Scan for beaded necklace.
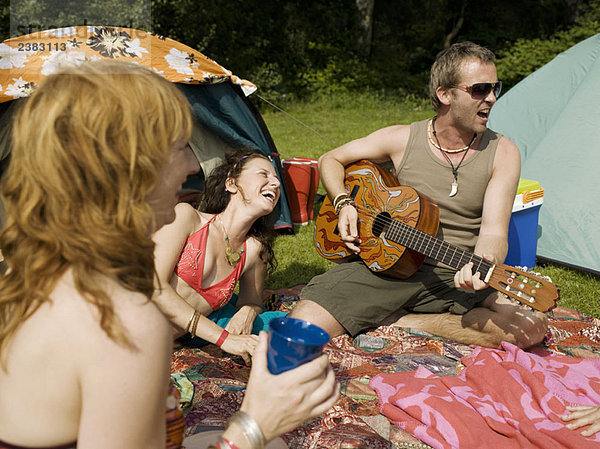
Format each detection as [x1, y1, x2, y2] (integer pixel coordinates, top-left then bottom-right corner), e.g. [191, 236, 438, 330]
[427, 117, 476, 153]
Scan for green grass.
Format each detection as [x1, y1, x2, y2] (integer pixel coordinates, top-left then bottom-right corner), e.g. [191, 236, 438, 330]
[534, 262, 600, 317]
[268, 223, 335, 288]
[261, 92, 600, 318]
[261, 92, 432, 161]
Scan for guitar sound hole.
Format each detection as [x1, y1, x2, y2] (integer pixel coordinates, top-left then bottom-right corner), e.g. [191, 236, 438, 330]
[372, 212, 391, 238]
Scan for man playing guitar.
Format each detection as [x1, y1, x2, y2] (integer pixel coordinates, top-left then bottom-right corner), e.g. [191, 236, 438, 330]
[290, 42, 548, 348]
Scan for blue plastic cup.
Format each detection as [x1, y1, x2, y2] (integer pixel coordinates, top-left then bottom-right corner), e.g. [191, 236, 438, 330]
[267, 317, 330, 374]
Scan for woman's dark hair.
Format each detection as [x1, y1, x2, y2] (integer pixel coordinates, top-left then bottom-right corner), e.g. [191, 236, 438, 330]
[199, 149, 278, 275]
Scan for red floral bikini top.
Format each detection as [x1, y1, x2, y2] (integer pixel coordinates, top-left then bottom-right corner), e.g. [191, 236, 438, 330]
[174, 215, 246, 311]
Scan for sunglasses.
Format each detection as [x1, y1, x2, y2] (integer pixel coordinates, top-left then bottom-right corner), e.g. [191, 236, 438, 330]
[453, 81, 502, 99]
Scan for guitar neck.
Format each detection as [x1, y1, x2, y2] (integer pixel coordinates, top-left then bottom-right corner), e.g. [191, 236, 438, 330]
[384, 218, 494, 279]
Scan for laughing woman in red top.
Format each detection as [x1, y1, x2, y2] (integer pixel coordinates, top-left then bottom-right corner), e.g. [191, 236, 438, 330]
[153, 150, 286, 363]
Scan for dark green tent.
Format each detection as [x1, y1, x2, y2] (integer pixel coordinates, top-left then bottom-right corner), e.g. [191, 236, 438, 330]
[180, 82, 292, 230]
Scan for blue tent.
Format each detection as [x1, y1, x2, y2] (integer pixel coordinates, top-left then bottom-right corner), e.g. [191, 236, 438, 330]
[489, 33, 600, 273]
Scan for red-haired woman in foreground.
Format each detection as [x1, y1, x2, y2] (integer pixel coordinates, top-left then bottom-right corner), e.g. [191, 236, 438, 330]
[0, 60, 338, 449]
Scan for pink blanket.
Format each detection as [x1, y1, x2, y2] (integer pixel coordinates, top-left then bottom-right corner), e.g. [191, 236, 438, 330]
[370, 342, 600, 448]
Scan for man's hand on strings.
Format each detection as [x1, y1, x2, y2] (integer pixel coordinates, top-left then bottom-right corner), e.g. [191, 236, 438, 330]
[454, 255, 493, 291]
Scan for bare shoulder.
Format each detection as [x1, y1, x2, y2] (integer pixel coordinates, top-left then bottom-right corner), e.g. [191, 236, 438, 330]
[367, 124, 412, 165]
[4, 273, 171, 398]
[0, 273, 171, 448]
[493, 135, 521, 170]
[154, 202, 204, 242]
[496, 135, 520, 154]
[323, 123, 413, 167]
[371, 123, 411, 139]
[244, 236, 266, 265]
[50, 275, 171, 351]
[484, 134, 521, 205]
[173, 202, 204, 227]
[367, 123, 411, 148]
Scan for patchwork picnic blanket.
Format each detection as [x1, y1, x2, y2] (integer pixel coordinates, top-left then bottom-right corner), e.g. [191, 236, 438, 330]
[170, 285, 600, 449]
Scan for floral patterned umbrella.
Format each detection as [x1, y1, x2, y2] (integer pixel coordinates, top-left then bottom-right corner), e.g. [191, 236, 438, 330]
[0, 26, 256, 104]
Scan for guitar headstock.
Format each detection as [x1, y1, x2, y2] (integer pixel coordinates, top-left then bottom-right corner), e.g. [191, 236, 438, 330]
[487, 264, 560, 312]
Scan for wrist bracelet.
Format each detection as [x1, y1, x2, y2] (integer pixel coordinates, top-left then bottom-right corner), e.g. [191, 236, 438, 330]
[216, 329, 229, 348]
[332, 192, 350, 209]
[334, 197, 354, 215]
[185, 310, 195, 334]
[189, 310, 201, 337]
[227, 411, 265, 449]
[332, 192, 349, 208]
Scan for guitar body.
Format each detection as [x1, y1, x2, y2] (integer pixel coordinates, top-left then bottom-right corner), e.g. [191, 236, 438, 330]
[314, 160, 440, 279]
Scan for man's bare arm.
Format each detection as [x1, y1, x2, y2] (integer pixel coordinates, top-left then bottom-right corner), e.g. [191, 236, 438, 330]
[455, 136, 521, 290]
[318, 125, 411, 252]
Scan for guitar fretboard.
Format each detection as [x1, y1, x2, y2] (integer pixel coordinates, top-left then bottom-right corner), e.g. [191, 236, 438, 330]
[377, 215, 494, 278]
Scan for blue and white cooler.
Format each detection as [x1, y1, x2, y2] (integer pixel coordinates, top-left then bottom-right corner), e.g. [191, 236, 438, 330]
[505, 179, 544, 269]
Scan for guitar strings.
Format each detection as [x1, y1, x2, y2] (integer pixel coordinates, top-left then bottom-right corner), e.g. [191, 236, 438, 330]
[349, 202, 412, 234]
[348, 202, 411, 235]
[344, 201, 493, 273]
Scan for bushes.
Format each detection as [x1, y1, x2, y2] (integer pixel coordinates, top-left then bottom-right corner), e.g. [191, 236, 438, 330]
[496, 0, 600, 90]
[297, 56, 378, 95]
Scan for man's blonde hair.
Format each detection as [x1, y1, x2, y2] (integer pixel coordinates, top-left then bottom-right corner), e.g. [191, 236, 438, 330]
[0, 60, 192, 358]
[429, 41, 496, 112]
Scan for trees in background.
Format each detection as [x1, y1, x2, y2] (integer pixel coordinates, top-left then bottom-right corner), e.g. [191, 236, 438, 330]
[355, 0, 375, 57]
[3, 0, 150, 36]
[151, 0, 598, 100]
[496, 0, 600, 89]
[0, 0, 598, 99]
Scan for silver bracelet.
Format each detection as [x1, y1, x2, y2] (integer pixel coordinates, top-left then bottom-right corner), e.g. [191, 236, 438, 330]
[227, 410, 265, 449]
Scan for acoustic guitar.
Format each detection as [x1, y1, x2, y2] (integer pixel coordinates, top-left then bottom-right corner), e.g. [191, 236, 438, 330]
[314, 160, 559, 312]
